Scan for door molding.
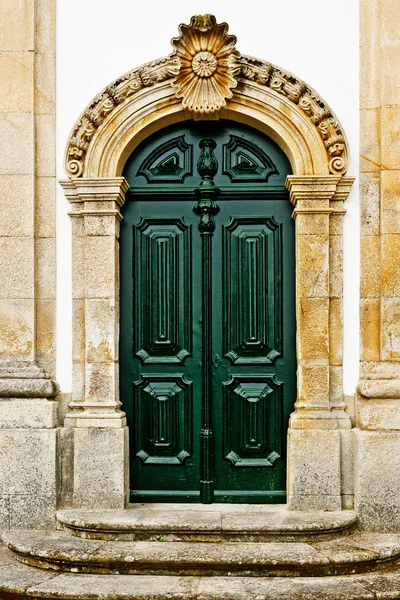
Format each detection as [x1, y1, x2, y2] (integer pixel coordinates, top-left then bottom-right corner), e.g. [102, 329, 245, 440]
[60, 15, 355, 511]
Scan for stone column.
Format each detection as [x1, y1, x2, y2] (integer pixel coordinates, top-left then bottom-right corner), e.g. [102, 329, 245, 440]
[0, 0, 57, 377]
[0, 0, 59, 530]
[328, 178, 353, 426]
[356, 0, 400, 530]
[330, 178, 355, 510]
[60, 178, 129, 509]
[286, 175, 342, 511]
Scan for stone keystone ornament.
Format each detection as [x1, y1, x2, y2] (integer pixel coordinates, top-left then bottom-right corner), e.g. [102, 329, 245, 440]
[171, 14, 240, 115]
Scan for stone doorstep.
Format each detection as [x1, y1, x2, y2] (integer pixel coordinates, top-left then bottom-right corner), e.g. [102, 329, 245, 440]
[4, 530, 400, 578]
[1, 562, 400, 600]
[1, 544, 400, 600]
[57, 505, 358, 542]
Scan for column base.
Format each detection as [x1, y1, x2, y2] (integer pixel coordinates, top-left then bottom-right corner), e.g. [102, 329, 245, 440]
[64, 402, 127, 428]
[64, 413, 127, 428]
[287, 427, 342, 511]
[0, 361, 60, 530]
[73, 426, 129, 509]
[0, 429, 59, 530]
[355, 429, 400, 531]
[0, 360, 59, 398]
[289, 408, 339, 430]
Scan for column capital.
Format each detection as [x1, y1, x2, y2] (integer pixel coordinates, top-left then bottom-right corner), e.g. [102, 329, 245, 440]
[286, 175, 342, 207]
[59, 177, 129, 208]
[332, 176, 356, 202]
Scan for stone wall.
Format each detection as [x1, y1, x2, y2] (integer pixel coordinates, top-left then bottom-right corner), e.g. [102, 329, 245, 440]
[356, 0, 400, 530]
[0, 0, 59, 530]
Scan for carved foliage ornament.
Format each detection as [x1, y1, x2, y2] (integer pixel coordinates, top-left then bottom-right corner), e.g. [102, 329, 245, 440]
[66, 56, 181, 177]
[65, 15, 349, 178]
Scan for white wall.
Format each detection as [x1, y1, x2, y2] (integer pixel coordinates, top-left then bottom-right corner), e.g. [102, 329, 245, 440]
[56, 0, 359, 393]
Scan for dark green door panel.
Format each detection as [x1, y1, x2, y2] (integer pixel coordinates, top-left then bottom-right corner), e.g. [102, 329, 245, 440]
[222, 215, 282, 365]
[120, 200, 202, 501]
[134, 217, 192, 364]
[211, 198, 295, 503]
[120, 121, 295, 503]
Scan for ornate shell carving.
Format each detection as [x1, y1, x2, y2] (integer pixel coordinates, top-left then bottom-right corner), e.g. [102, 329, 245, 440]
[170, 14, 240, 115]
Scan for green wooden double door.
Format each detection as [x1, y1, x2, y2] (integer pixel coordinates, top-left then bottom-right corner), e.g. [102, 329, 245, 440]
[120, 121, 296, 503]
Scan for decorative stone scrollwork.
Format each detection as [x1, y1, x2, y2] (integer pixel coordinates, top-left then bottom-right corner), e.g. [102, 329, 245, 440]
[299, 92, 329, 124]
[238, 56, 272, 85]
[318, 116, 347, 174]
[238, 56, 348, 175]
[269, 69, 306, 103]
[65, 56, 180, 177]
[64, 15, 350, 179]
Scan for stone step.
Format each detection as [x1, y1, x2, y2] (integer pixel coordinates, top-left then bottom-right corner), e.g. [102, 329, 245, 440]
[1, 551, 400, 600]
[57, 505, 358, 542]
[5, 530, 400, 577]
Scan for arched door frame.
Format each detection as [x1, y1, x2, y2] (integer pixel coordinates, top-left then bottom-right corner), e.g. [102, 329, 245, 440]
[60, 18, 354, 511]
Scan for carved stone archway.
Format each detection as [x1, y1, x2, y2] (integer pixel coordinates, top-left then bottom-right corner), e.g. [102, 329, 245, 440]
[60, 15, 354, 511]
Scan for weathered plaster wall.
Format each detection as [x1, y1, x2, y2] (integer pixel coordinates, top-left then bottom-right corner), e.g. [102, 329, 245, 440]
[56, 0, 360, 395]
[356, 0, 400, 531]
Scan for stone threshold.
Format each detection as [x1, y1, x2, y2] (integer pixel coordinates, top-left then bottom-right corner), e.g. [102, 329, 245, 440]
[4, 530, 400, 578]
[57, 504, 358, 542]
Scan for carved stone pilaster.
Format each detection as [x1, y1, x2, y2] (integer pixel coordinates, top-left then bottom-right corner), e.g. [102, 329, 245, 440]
[286, 175, 354, 512]
[60, 178, 129, 429]
[287, 175, 341, 428]
[329, 177, 355, 429]
[60, 177, 130, 509]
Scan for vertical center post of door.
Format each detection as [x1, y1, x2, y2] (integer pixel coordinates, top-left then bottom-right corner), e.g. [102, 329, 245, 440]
[193, 139, 220, 503]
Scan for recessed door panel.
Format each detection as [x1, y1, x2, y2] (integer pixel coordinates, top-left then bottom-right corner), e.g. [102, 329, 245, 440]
[134, 374, 193, 465]
[223, 375, 283, 468]
[134, 218, 192, 364]
[223, 217, 282, 365]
